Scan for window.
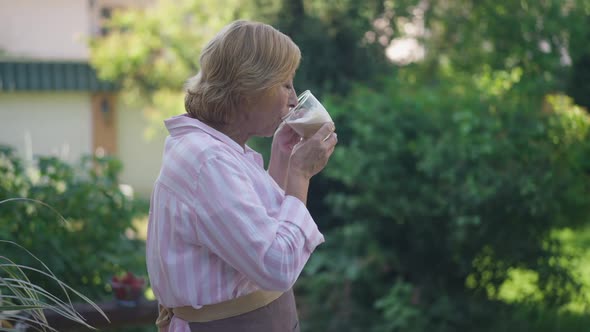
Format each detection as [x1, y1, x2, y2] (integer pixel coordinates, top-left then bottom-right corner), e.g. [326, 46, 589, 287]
[99, 7, 113, 36]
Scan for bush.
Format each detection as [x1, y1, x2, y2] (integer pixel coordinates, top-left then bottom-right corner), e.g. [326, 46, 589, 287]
[0, 147, 147, 301]
[297, 73, 590, 331]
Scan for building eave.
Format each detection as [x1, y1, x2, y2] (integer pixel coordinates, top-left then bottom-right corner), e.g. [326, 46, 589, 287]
[0, 60, 117, 92]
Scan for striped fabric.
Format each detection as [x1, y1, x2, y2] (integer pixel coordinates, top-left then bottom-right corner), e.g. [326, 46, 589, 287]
[146, 114, 325, 332]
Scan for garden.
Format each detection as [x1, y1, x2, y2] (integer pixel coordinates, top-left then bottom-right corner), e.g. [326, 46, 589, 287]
[2, 0, 590, 331]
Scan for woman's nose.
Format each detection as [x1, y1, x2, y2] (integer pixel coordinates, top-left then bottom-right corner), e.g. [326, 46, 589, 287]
[288, 89, 298, 108]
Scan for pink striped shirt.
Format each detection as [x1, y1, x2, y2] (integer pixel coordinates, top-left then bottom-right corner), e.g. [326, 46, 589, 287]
[146, 114, 325, 331]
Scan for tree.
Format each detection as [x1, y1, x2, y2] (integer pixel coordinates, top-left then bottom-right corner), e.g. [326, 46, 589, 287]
[388, 0, 590, 97]
[275, 0, 390, 97]
[90, 0, 259, 137]
[90, 0, 393, 136]
[90, 1, 590, 331]
[298, 72, 590, 332]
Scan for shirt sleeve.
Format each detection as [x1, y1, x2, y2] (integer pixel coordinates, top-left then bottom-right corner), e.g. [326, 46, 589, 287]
[191, 155, 324, 291]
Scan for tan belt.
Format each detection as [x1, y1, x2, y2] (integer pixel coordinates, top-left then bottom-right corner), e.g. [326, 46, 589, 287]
[156, 290, 283, 330]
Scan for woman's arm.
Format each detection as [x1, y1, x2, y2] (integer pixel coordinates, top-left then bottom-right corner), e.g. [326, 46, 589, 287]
[268, 148, 290, 190]
[194, 156, 324, 291]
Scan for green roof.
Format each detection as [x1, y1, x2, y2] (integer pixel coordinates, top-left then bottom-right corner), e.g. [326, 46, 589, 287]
[0, 61, 117, 92]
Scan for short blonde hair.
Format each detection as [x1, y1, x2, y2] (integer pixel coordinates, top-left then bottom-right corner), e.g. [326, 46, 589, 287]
[184, 20, 301, 125]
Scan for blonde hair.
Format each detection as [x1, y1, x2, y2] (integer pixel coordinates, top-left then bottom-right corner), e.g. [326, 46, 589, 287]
[184, 20, 301, 125]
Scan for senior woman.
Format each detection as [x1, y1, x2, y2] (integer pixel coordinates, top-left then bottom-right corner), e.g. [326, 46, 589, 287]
[146, 20, 337, 332]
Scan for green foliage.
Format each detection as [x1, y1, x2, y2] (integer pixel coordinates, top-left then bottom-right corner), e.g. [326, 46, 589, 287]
[480, 303, 590, 332]
[275, 0, 390, 97]
[374, 280, 422, 332]
[0, 146, 146, 301]
[90, 0, 258, 137]
[0, 240, 108, 331]
[297, 72, 590, 331]
[87, 1, 590, 330]
[394, 0, 590, 92]
[90, 0, 251, 93]
[90, 0, 393, 137]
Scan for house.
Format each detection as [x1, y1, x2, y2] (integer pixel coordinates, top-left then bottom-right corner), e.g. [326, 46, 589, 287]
[0, 0, 163, 197]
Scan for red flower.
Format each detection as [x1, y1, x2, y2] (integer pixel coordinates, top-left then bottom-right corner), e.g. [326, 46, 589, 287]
[111, 272, 145, 301]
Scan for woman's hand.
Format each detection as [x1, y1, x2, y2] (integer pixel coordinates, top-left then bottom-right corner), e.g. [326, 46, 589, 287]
[272, 122, 301, 155]
[268, 123, 302, 189]
[289, 122, 337, 179]
[283, 122, 337, 204]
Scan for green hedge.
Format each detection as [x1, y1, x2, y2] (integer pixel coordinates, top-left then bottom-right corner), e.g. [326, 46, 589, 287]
[296, 72, 590, 331]
[0, 148, 146, 301]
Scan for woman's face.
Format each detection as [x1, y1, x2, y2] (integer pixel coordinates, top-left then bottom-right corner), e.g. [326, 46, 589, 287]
[244, 78, 298, 137]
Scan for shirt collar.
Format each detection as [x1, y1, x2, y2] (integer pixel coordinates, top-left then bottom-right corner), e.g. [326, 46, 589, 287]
[164, 114, 256, 154]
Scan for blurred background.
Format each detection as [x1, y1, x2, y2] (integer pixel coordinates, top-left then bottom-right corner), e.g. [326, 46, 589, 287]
[1, 0, 590, 331]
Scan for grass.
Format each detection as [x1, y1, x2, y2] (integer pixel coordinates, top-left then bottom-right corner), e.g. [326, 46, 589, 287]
[0, 241, 108, 331]
[0, 198, 108, 331]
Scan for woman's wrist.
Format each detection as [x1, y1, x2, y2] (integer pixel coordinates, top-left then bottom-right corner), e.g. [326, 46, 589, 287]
[268, 148, 291, 189]
[285, 167, 310, 205]
[286, 164, 311, 181]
